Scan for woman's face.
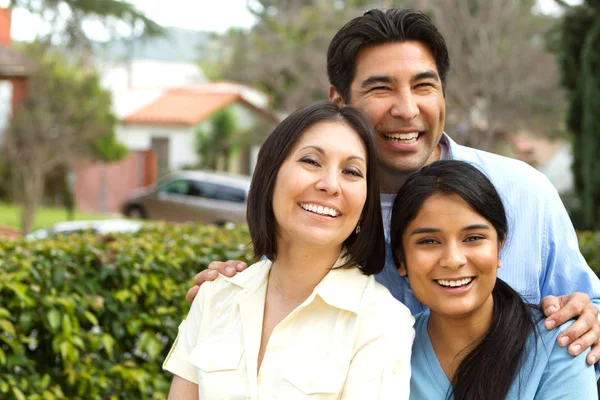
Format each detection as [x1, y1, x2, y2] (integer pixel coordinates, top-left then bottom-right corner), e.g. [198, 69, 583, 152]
[399, 194, 502, 319]
[272, 121, 368, 251]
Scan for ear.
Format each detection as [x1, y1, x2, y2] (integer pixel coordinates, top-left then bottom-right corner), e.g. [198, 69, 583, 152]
[398, 262, 408, 277]
[329, 85, 345, 107]
[497, 235, 506, 254]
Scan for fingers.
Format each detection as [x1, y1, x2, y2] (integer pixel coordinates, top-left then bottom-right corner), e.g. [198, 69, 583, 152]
[544, 293, 588, 330]
[186, 260, 248, 304]
[586, 338, 600, 365]
[207, 260, 248, 277]
[185, 285, 199, 304]
[541, 295, 561, 317]
[561, 313, 600, 356]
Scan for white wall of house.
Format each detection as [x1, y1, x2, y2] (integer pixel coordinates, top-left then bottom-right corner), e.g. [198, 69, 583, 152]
[116, 124, 198, 172]
[97, 59, 207, 119]
[0, 81, 11, 140]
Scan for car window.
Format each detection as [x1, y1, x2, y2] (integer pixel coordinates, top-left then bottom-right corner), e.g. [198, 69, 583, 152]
[215, 185, 246, 203]
[160, 179, 190, 195]
[188, 180, 246, 203]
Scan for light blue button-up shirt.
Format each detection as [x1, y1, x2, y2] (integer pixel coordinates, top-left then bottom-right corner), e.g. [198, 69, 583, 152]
[376, 133, 600, 315]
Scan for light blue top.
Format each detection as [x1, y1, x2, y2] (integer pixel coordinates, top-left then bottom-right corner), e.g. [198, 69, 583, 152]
[376, 133, 600, 315]
[409, 310, 598, 399]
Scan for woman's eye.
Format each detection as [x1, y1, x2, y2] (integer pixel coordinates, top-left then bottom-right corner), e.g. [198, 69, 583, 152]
[417, 238, 438, 245]
[300, 158, 320, 167]
[343, 169, 363, 178]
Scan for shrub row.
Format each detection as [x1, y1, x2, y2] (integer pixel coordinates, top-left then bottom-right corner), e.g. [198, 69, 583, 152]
[0, 223, 253, 399]
[0, 225, 598, 399]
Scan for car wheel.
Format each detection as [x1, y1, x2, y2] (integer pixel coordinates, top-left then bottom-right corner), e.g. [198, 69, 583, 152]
[125, 205, 147, 219]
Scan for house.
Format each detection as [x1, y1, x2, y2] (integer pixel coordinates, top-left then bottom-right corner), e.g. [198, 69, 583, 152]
[74, 59, 278, 214]
[0, 8, 35, 137]
[120, 82, 279, 177]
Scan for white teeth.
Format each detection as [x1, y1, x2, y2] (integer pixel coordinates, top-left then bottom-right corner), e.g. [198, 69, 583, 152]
[436, 277, 473, 287]
[384, 132, 419, 143]
[300, 203, 340, 217]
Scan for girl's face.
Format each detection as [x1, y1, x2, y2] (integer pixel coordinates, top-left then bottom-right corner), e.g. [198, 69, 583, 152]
[399, 194, 503, 319]
[271, 121, 368, 250]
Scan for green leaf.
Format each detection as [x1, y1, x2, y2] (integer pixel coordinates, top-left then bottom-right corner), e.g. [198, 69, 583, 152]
[83, 311, 98, 326]
[0, 319, 15, 336]
[12, 387, 26, 400]
[47, 309, 61, 330]
[102, 334, 115, 359]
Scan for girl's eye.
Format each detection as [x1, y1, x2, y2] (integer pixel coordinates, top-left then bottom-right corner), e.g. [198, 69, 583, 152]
[464, 235, 485, 242]
[417, 238, 438, 245]
[300, 157, 320, 167]
[343, 168, 363, 178]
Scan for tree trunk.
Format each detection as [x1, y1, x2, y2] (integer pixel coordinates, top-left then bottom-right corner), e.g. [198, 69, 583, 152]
[19, 170, 44, 235]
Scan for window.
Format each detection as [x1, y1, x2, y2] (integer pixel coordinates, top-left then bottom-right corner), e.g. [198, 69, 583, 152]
[160, 179, 190, 195]
[188, 180, 246, 203]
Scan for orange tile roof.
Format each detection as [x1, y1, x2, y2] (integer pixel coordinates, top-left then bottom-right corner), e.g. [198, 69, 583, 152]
[122, 91, 241, 126]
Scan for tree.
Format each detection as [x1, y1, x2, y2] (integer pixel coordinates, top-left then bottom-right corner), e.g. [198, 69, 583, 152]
[219, 0, 401, 111]
[217, 0, 564, 151]
[555, 0, 600, 228]
[8, 0, 163, 46]
[417, 0, 566, 150]
[2, 45, 127, 234]
[196, 108, 236, 171]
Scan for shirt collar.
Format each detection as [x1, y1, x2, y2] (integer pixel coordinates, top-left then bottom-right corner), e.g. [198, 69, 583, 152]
[220, 258, 272, 295]
[222, 253, 368, 314]
[311, 253, 368, 314]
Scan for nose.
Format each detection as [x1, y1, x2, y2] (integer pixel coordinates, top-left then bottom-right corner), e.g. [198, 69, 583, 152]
[315, 167, 340, 196]
[440, 242, 467, 270]
[390, 89, 419, 121]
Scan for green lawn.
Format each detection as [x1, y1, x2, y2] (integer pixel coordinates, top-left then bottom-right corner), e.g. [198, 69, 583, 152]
[0, 202, 112, 231]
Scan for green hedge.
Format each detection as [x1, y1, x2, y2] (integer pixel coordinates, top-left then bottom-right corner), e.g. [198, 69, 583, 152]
[0, 223, 253, 400]
[0, 226, 598, 399]
[579, 231, 600, 275]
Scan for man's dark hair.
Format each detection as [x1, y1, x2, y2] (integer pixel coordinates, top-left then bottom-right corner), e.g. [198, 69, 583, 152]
[327, 8, 450, 103]
[247, 101, 385, 275]
[390, 160, 539, 400]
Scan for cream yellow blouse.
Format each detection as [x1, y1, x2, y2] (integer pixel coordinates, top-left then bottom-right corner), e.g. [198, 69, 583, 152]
[163, 255, 414, 399]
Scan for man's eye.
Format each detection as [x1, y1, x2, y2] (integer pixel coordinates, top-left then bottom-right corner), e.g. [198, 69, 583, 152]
[370, 86, 391, 91]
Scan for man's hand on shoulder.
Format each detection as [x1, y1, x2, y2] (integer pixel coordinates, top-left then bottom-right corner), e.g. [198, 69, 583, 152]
[542, 292, 600, 365]
[185, 260, 248, 304]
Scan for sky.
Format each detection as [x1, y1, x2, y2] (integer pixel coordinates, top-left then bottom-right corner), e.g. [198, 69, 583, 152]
[2, 0, 582, 42]
[4, 0, 258, 41]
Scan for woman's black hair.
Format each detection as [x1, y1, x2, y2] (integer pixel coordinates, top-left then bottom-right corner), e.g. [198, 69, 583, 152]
[247, 101, 385, 275]
[389, 160, 538, 400]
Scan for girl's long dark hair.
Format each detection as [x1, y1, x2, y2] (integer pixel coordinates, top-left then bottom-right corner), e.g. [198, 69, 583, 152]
[390, 160, 538, 400]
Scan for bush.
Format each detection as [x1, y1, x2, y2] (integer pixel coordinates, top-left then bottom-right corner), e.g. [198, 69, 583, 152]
[0, 223, 253, 400]
[0, 226, 598, 399]
[579, 230, 600, 275]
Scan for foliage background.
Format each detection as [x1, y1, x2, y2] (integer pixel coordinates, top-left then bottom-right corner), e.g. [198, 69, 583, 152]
[0, 224, 253, 399]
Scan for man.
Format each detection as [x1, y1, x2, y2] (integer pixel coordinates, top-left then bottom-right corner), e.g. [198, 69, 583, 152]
[188, 8, 600, 365]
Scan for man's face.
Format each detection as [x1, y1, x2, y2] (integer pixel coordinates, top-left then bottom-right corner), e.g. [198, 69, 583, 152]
[330, 41, 446, 174]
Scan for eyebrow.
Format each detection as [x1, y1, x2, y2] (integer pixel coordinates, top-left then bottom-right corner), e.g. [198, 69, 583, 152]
[360, 75, 396, 89]
[411, 70, 440, 83]
[408, 224, 491, 236]
[298, 145, 366, 163]
[360, 70, 440, 89]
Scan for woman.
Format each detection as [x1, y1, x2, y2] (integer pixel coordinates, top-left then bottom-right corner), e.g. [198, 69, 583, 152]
[164, 102, 414, 399]
[390, 160, 597, 400]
